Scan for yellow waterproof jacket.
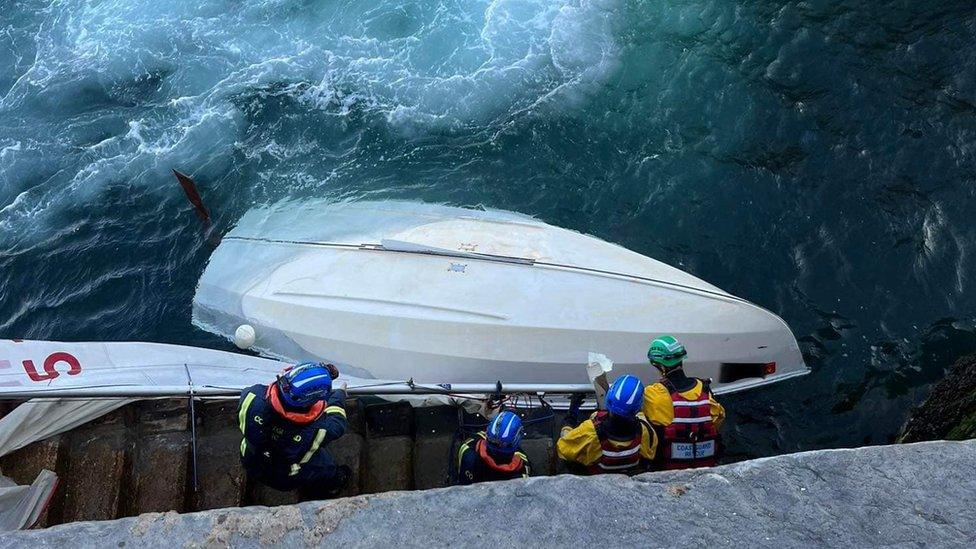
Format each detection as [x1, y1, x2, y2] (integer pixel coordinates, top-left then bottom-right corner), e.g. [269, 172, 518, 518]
[556, 412, 657, 468]
[642, 379, 725, 429]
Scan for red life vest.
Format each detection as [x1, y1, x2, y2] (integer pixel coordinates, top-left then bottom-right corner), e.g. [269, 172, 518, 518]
[587, 412, 646, 475]
[659, 379, 720, 470]
[475, 437, 525, 474]
[266, 383, 325, 425]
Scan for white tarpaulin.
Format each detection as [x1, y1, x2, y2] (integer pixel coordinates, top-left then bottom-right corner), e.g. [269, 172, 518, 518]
[0, 399, 132, 457]
[0, 339, 506, 399]
[0, 339, 562, 401]
[0, 339, 233, 457]
[0, 339, 295, 398]
[0, 471, 57, 530]
[0, 340, 486, 457]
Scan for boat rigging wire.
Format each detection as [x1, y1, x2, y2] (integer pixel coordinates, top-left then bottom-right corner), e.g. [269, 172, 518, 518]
[219, 234, 764, 307]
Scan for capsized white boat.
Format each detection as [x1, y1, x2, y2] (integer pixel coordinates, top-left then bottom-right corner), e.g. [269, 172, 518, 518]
[193, 200, 809, 394]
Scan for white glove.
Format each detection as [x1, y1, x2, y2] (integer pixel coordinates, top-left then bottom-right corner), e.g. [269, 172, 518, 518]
[334, 379, 348, 391]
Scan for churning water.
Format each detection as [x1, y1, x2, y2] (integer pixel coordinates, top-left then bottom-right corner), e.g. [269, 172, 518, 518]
[1, 0, 975, 457]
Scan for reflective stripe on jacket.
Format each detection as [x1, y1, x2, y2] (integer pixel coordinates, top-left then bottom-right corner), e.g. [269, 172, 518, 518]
[456, 432, 530, 485]
[556, 412, 656, 474]
[642, 379, 725, 429]
[237, 384, 348, 478]
[643, 379, 722, 470]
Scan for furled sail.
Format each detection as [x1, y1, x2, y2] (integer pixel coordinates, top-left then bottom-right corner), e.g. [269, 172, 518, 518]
[0, 340, 290, 398]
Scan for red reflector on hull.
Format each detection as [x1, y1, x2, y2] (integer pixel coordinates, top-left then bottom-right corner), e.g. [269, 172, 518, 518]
[763, 362, 777, 376]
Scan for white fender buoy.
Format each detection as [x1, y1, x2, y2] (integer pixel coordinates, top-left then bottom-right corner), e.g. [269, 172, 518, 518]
[234, 324, 256, 349]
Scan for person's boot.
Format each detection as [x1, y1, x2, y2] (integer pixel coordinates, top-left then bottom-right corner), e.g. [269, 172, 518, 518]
[322, 465, 351, 498]
[298, 466, 352, 501]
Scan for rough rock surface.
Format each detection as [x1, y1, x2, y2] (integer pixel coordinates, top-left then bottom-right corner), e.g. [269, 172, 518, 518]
[901, 354, 976, 442]
[6, 440, 975, 547]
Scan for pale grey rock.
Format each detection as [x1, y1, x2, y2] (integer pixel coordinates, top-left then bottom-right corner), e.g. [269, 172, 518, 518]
[6, 440, 975, 548]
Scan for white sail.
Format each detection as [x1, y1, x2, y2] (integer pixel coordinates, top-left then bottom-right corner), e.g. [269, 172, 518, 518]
[0, 339, 593, 399]
[0, 339, 291, 397]
[0, 339, 509, 459]
[0, 340, 291, 455]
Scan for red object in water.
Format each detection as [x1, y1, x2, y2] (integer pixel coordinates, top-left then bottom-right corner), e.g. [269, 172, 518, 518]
[173, 169, 211, 225]
[763, 362, 777, 376]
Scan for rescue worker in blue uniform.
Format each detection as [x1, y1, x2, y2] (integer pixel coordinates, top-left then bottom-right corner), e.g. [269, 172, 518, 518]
[238, 361, 350, 498]
[455, 411, 531, 485]
[557, 375, 657, 474]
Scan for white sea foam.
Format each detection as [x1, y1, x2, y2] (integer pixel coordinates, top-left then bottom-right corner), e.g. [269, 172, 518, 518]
[0, 0, 623, 237]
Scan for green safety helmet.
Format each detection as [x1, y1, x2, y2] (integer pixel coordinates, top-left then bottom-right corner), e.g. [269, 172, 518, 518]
[647, 335, 687, 369]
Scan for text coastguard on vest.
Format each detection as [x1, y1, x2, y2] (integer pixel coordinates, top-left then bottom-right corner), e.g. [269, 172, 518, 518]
[556, 375, 657, 475]
[644, 335, 724, 470]
[658, 377, 720, 469]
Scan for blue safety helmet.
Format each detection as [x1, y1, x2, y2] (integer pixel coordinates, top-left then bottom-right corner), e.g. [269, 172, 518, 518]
[278, 362, 333, 408]
[605, 375, 644, 418]
[485, 411, 524, 454]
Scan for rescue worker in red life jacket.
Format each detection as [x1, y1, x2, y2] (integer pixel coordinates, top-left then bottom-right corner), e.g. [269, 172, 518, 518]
[556, 375, 657, 475]
[238, 361, 350, 499]
[455, 411, 531, 485]
[643, 335, 725, 470]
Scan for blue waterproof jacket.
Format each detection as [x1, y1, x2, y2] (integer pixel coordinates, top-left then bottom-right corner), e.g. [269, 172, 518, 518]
[238, 383, 347, 489]
[455, 432, 530, 485]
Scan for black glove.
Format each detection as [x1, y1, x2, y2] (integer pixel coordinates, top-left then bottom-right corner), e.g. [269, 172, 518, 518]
[563, 394, 585, 428]
[594, 419, 609, 441]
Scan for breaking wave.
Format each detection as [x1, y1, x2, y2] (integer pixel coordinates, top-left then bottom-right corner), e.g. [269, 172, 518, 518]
[0, 0, 622, 236]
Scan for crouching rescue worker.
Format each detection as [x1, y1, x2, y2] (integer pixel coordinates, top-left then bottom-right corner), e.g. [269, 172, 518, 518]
[455, 411, 530, 485]
[238, 361, 350, 498]
[644, 335, 725, 469]
[556, 375, 657, 474]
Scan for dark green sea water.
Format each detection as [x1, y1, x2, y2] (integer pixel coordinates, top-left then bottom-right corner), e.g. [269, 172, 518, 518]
[1, 0, 975, 458]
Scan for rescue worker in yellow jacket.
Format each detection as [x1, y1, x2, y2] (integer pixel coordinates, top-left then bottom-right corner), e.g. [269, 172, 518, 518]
[557, 375, 657, 474]
[643, 335, 725, 469]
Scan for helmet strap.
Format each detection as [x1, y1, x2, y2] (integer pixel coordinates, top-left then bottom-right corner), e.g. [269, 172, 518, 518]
[664, 364, 685, 377]
[276, 374, 291, 394]
[652, 362, 684, 377]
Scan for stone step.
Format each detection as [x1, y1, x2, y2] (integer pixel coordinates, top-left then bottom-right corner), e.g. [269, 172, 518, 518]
[190, 400, 245, 511]
[125, 401, 190, 516]
[61, 425, 131, 523]
[328, 432, 365, 499]
[364, 435, 414, 493]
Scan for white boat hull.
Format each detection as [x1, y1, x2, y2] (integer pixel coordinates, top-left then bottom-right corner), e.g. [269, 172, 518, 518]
[193, 201, 808, 393]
